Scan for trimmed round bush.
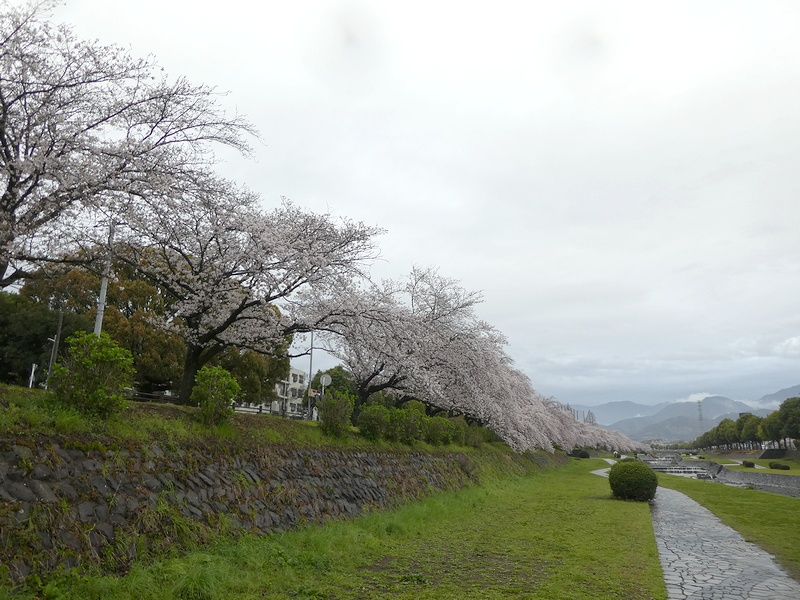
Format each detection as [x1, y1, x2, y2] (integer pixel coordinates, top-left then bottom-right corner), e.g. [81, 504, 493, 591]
[769, 462, 791, 470]
[578, 449, 591, 459]
[608, 461, 658, 502]
[742, 460, 755, 468]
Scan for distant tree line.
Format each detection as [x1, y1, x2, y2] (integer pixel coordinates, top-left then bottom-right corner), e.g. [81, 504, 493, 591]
[691, 398, 800, 450]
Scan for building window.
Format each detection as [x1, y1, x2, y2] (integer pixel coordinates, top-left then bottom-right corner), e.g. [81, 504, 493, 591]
[292, 374, 298, 383]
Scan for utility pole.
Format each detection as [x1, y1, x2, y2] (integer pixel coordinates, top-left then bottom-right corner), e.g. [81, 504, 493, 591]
[45, 310, 64, 390]
[697, 398, 704, 437]
[94, 222, 115, 336]
[306, 331, 314, 419]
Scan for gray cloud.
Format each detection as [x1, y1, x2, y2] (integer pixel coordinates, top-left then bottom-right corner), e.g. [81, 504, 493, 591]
[56, 0, 800, 405]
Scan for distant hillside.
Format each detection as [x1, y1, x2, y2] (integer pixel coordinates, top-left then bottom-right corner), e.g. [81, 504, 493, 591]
[570, 401, 667, 426]
[754, 384, 800, 408]
[572, 385, 799, 442]
[606, 396, 771, 442]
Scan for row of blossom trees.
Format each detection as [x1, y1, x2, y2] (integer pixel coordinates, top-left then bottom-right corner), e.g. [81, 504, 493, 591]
[0, 2, 638, 453]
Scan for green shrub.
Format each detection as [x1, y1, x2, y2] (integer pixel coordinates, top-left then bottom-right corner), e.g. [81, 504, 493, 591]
[389, 408, 427, 444]
[357, 404, 391, 440]
[769, 462, 791, 470]
[608, 461, 658, 502]
[742, 460, 755, 468]
[464, 425, 485, 448]
[424, 416, 452, 445]
[318, 390, 354, 437]
[578, 449, 591, 459]
[51, 331, 134, 419]
[619, 457, 638, 462]
[191, 365, 239, 427]
[446, 419, 466, 446]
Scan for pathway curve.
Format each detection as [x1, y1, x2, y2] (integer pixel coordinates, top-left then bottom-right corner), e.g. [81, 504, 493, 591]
[593, 464, 800, 598]
[651, 486, 800, 599]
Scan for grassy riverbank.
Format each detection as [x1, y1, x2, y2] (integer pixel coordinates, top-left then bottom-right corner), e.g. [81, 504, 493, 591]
[4, 458, 666, 600]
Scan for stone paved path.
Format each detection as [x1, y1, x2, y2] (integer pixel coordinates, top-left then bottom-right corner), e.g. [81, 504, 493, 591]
[652, 486, 800, 599]
[593, 466, 800, 599]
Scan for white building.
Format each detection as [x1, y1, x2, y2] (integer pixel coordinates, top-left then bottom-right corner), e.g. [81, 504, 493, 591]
[272, 367, 307, 418]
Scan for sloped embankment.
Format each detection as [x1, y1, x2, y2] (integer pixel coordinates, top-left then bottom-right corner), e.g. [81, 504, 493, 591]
[0, 433, 562, 585]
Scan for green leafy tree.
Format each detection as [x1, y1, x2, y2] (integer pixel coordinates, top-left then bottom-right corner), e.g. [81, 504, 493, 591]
[310, 366, 357, 398]
[717, 418, 739, 449]
[191, 365, 239, 427]
[738, 414, 763, 448]
[20, 263, 185, 392]
[0, 291, 91, 385]
[51, 331, 135, 418]
[777, 397, 800, 442]
[759, 410, 784, 448]
[216, 348, 289, 405]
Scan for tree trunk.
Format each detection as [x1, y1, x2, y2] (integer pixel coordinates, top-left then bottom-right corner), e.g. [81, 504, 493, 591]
[179, 345, 204, 405]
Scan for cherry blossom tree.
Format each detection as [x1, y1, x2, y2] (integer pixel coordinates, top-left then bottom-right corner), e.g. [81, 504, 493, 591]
[107, 175, 381, 403]
[316, 267, 639, 452]
[0, 0, 255, 287]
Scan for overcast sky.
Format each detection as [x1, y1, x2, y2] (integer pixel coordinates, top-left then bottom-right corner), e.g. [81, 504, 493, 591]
[53, 0, 800, 407]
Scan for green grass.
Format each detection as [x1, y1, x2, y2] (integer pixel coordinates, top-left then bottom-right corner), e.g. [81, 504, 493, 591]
[659, 474, 800, 580]
[0, 384, 502, 456]
[724, 458, 800, 475]
[10, 458, 665, 600]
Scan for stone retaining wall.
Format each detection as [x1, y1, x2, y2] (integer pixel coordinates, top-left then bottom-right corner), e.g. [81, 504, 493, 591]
[0, 439, 546, 585]
[677, 459, 800, 498]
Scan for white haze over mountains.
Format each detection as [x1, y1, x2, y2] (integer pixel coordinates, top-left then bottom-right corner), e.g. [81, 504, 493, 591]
[52, 0, 800, 407]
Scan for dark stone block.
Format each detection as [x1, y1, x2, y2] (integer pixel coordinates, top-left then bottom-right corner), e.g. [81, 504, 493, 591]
[56, 482, 79, 501]
[89, 476, 112, 496]
[7, 482, 36, 502]
[12, 502, 31, 524]
[6, 467, 26, 482]
[53, 464, 70, 481]
[96, 521, 115, 541]
[59, 530, 81, 550]
[78, 501, 96, 522]
[109, 514, 128, 527]
[29, 480, 58, 502]
[0, 482, 16, 502]
[95, 502, 109, 521]
[186, 490, 200, 507]
[38, 530, 54, 550]
[31, 464, 52, 479]
[82, 459, 102, 472]
[142, 473, 163, 492]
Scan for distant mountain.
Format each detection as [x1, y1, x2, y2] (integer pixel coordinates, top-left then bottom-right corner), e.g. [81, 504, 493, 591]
[570, 401, 668, 426]
[570, 384, 799, 442]
[754, 385, 800, 408]
[606, 396, 771, 442]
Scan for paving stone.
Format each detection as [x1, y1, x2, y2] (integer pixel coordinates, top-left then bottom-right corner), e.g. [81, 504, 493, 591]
[651, 487, 800, 599]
